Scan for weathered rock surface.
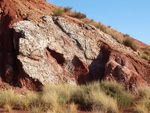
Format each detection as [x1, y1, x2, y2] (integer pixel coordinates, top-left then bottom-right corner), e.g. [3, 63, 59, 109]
[0, 0, 150, 90]
[12, 16, 150, 90]
[12, 16, 99, 84]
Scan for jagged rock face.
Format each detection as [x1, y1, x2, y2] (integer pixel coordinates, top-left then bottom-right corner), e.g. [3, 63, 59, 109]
[0, 0, 150, 89]
[12, 16, 101, 84]
[12, 16, 150, 90]
[0, 0, 57, 88]
[105, 52, 148, 90]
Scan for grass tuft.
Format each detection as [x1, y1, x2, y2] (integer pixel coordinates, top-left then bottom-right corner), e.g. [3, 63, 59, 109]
[90, 88, 118, 113]
[0, 89, 18, 111]
[0, 81, 136, 113]
[67, 103, 78, 113]
[133, 86, 150, 113]
[134, 104, 148, 113]
[141, 53, 149, 60]
[64, 6, 72, 12]
[53, 8, 64, 16]
[71, 11, 86, 19]
[123, 36, 138, 51]
[101, 81, 133, 109]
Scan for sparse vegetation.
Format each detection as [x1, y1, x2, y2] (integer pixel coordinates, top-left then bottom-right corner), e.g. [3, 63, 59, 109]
[144, 46, 150, 56]
[101, 81, 133, 109]
[141, 53, 149, 60]
[83, 19, 140, 51]
[84, 18, 94, 24]
[142, 46, 150, 61]
[0, 81, 119, 112]
[123, 35, 138, 51]
[133, 86, 150, 113]
[2, 81, 150, 113]
[0, 89, 18, 112]
[64, 6, 72, 12]
[52, 8, 64, 16]
[90, 87, 118, 113]
[83, 19, 125, 44]
[71, 11, 86, 19]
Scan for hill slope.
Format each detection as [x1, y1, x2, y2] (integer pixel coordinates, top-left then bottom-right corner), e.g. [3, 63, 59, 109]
[0, 0, 150, 90]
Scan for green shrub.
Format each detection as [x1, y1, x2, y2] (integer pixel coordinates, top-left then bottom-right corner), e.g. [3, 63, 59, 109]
[112, 32, 124, 44]
[70, 82, 119, 112]
[90, 88, 118, 113]
[123, 36, 138, 51]
[100, 81, 133, 109]
[70, 86, 89, 107]
[71, 11, 86, 19]
[144, 46, 150, 56]
[0, 82, 135, 112]
[64, 6, 72, 12]
[53, 8, 64, 16]
[141, 53, 149, 60]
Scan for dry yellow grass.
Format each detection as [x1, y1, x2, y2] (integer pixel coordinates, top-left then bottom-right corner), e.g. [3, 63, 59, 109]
[52, 8, 64, 16]
[134, 104, 148, 113]
[0, 81, 135, 113]
[0, 89, 18, 112]
[90, 88, 118, 113]
[133, 86, 150, 113]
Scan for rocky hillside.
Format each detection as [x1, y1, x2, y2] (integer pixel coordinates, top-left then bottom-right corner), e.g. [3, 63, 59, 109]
[0, 0, 150, 90]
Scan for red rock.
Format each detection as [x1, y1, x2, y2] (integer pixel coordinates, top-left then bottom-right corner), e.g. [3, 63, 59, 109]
[0, 0, 150, 91]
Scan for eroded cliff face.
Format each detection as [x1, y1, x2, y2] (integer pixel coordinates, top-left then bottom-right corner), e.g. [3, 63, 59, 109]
[0, 0, 55, 88]
[0, 0, 150, 90]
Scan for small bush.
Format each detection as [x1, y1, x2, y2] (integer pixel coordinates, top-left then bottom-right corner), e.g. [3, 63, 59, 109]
[90, 89, 118, 113]
[138, 86, 150, 99]
[84, 18, 94, 24]
[111, 32, 124, 44]
[26, 91, 40, 108]
[141, 53, 149, 60]
[41, 90, 58, 111]
[92, 22, 101, 29]
[133, 86, 150, 113]
[53, 8, 64, 16]
[71, 11, 86, 19]
[101, 81, 133, 109]
[144, 46, 150, 56]
[70, 86, 89, 107]
[0, 89, 18, 112]
[64, 6, 72, 12]
[123, 36, 138, 51]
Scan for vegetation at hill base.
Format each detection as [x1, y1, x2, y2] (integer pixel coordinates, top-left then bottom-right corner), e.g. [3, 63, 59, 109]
[1, 80, 149, 113]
